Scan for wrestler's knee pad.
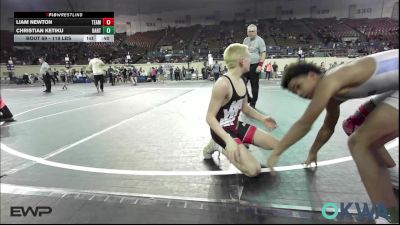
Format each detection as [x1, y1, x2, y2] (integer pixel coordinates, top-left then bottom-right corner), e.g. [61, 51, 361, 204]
[342, 99, 375, 136]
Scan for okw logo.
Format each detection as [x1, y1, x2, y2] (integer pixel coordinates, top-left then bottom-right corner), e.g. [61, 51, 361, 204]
[321, 202, 388, 221]
[10, 206, 52, 217]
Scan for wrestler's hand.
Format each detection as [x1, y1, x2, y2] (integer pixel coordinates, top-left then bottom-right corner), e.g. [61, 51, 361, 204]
[225, 138, 240, 163]
[302, 151, 318, 168]
[267, 151, 280, 176]
[264, 116, 277, 130]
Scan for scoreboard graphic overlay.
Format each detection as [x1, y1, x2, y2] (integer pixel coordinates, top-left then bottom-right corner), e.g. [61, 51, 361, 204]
[14, 12, 114, 42]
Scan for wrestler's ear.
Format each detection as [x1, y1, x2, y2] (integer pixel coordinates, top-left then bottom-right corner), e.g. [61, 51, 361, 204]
[307, 71, 318, 80]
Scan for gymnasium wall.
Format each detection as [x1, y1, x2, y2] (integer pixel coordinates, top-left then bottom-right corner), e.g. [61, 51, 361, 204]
[1, 57, 355, 78]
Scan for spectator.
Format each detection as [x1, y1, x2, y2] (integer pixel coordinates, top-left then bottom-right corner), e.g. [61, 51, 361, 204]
[320, 62, 326, 74]
[265, 62, 272, 80]
[272, 62, 278, 79]
[151, 67, 157, 82]
[212, 60, 221, 81]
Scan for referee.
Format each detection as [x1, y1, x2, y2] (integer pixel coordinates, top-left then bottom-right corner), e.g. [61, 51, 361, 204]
[39, 57, 51, 93]
[243, 24, 266, 108]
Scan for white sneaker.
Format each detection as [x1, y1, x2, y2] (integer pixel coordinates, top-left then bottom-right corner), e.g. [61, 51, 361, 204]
[203, 139, 220, 159]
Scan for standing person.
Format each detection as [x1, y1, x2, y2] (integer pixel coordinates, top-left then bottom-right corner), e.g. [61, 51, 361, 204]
[195, 68, 199, 80]
[201, 64, 207, 80]
[204, 43, 278, 177]
[169, 66, 174, 81]
[49, 68, 56, 85]
[108, 66, 115, 86]
[272, 61, 278, 79]
[122, 67, 128, 83]
[151, 67, 157, 82]
[243, 24, 266, 108]
[61, 70, 68, 90]
[206, 66, 212, 80]
[174, 67, 180, 81]
[223, 65, 228, 74]
[39, 57, 51, 93]
[53, 70, 59, 84]
[158, 65, 165, 84]
[298, 47, 303, 61]
[264, 62, 272, 80]
[267, 49, 399, 223]
[88, 54, 106, 93]
[284, 64, 288, 71]
[182, 66, 187, 80]
[212, 60, 221, 81]
[130, 66, 138, 86]
[320, 62, 327, 74]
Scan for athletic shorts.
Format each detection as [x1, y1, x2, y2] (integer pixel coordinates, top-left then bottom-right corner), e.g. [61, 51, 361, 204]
[210, 121, 257, 149]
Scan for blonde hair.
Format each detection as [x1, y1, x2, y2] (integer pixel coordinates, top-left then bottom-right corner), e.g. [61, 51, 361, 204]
[223, 43, 249, 69]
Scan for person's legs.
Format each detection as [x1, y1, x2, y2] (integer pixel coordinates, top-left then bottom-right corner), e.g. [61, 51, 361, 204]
[236, 122, 279, 152]
[94, 75, 100, 93]
[347, 103, 398, 222]
[215, 72, 220, 81]
[0, 105, 15, 122]
[43, 75, 47, 91]
[48, 75, 52, 92]
[45, 74, 51, 92]
[234, 123, 279, 174]
[371, 144, 396, 168]
[100, 75, 104, 91]
[249, 71, 259, 107]
[343, 98, 396, 168]
[244, 64, 259, 107]
[130, 76, 134, 85]
[222, 143, 261, 177]
[208, 127, 262, 177]
[252, 128, 279, 150]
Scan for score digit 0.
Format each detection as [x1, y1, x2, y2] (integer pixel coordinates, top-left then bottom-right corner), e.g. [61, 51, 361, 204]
[103, 26, 114, 34]
[102, 18, 114, 26]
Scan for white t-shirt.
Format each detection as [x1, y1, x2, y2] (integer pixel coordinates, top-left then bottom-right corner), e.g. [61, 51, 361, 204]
[88, 58, 105, 75]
